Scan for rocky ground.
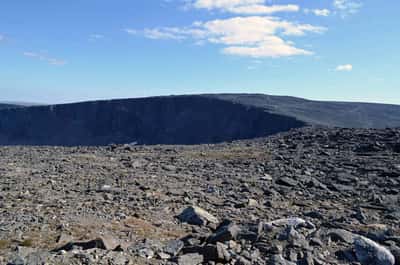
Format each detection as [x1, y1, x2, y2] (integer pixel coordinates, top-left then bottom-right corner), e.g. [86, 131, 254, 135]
[0, 127, 399, 265]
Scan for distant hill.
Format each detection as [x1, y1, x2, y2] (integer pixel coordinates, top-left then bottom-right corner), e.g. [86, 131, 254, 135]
[0, 103, 23, 110]
[205, 94, 400, 128]
[0, 101, 41, 107]
[0, 94, 398, 146]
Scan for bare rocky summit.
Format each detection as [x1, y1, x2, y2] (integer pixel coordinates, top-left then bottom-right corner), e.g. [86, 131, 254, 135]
[0, 127, 399, 264]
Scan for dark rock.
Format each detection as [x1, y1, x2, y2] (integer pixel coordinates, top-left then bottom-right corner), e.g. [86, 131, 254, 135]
[276, 177, 298, 187]
[208, 221, 241, 243]
[163, 240, 184, 257]
[279, 226, 309, 249]
[304, 211, 324, 220]
[235, 256, 252, 265]
[387, 245, 400, 265]
[269, 254, 297, 265]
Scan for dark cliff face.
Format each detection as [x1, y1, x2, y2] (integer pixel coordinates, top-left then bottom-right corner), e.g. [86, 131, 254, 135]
[0, 96, 306, 146]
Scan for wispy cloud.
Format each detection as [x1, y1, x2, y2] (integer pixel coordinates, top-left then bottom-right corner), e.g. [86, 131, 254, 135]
[0, 34, 4, 41]
[124, 29, 137, 35]
[336, 64, 353, 71]
[144, 28, 187, 40]
[304, 8, 331, 17]
[190, 0, 299, 14]
[23, 51, 66, 66]
[129, 16, 326, 58]
[89, 34, 105, 41]
[125, 27, 192, 40]
[333, 0, 362, 17]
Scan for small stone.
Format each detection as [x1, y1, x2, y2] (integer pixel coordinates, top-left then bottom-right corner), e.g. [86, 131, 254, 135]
[103, 193, 113, 201]
[235, 256, 252, 265]
[248, 199, 258, 207]
[269, 254, 297, 265]
[99, 234, 120, 250]
[216, 242, 231, 262]
[262, 174, 273, 181]
[265, 217, 311, 229]
[100, 185, 112, 192]
[138, 248, 154, 259]
[310, 238, 323, 247]
[270, 244, 283, 255]
[280, 226, 309, 249]
[177, 253, 204, 265]
[16, 246, 36, 258]
[304, 211, 324, 220]
[163, 240, 184, 257]
[57, 233, 74, 244]
[276, 177, 298, 187]
[208, 221, 241, 243]
[157, 252, 171, 260]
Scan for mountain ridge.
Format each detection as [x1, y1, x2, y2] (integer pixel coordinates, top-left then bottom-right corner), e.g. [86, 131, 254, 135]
[203, 93, 400, 128]
[0, 93, 399, 146]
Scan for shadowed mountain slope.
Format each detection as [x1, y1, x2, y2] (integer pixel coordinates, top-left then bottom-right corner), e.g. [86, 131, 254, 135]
[0, 94, 399, 146]
[0, 103, 22, 110]
[0, 95, 305, 146]
[206, 94, 400, 128]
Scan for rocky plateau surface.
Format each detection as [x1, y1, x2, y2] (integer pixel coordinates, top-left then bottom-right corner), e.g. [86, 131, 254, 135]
[0, 127, 399, 265]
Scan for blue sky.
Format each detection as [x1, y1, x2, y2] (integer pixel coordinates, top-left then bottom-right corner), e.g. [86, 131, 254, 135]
[0, 0, 399, 104]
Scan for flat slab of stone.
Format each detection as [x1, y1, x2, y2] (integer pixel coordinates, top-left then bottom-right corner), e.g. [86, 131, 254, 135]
[177, 206, 219, 226]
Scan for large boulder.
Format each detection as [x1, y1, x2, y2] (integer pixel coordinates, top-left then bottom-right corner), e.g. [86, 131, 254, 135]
[53, 235, 120, 252]
[354, 236, 395, 265]
[177, 206, 219, 226]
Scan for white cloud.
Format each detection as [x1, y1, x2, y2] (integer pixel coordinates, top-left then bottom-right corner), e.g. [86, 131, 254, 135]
[143, 28, 186, 40]
[223, 36, 312, 58]
[225, 4, 299, 14]
[124, 29, 137, 35]
[130, 16, 326, 58]
[0, 34, 4, 41]
[305, 8, 330, 17]
[336, 64, 353, 71]
[193, 0, 263, 9]
[333, 0, 362, 17]
[191, 0, 299, 14]
[314, 9, 330, 16]
[23, 51, 66, 66]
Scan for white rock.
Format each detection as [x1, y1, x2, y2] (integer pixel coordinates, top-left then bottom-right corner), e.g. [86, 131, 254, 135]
[266, 217, 314, 229]
[178, 206, 219, 226]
